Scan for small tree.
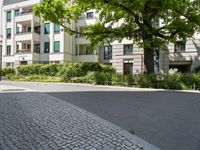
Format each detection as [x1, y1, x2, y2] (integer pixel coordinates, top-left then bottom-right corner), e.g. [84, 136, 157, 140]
[34, 0, 200, 73]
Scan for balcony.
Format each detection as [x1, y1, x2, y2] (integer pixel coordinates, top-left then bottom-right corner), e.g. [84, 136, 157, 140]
[15, 32, 40, 42]
[16, 49, 31, 54]
[16, 40, 40, 54]
[15, 9, 40, 23]
[75, 54, 98, 62]
[76, 37, 90, 44]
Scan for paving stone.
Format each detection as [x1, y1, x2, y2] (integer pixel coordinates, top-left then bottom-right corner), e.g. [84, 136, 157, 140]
[0, 92, 157, 150]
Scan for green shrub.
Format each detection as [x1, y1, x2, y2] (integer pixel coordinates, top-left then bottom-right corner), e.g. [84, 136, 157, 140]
[17, 64, 61, 76]
[194, 66, 200, 73]
[86, 71, 112, 85]
[39, 64, 62, 76]
[59, 66, 84, 82]
[17, 64, 43, 76]
[2, 68, 16, 76]
[111, 74, 124, 86]
[124, 74, 136, 87]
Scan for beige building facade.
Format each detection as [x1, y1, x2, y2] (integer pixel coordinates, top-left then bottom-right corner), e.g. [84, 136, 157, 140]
[0, 0, 200, 74]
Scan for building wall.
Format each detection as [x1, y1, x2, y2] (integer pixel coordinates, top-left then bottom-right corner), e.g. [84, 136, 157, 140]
[1, 1, 200, 74]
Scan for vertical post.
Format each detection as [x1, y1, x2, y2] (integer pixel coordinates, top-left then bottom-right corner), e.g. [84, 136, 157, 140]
[31, 40, 34, 53]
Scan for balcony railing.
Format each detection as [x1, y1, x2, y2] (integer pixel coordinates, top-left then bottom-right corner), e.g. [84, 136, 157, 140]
[15, 9, 33, 16]
[16, 49, 31, 54]
[16, 31, 40, 35]
[16, 49, 40, 54]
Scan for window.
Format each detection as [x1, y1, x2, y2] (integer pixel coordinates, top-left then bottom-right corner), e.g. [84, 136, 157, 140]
[174, 41, 186, 52]
[54, 24, 60, 33]
[28, 27, 31, 32]
[124, 44, 133, 55]
[87, 12, 94, 18]
[7, 11, 11, 22]
[7, 28, 11, 38]
[104, 46, 112, 59]
[16, 27, 19, 34]
[44, 23, 50, 34]
[54, 41, 60, 52]
[34, 26, 40, 34]
[15, 9, 20, 16]
[6, 63, 11, 67]
[44, 42, 50, 53]
[6, 46, 11, 56]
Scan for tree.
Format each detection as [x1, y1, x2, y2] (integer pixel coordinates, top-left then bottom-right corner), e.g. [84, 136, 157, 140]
[33, 0, 200, 73]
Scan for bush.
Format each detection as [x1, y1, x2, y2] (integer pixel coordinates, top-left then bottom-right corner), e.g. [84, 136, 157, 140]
[124, 74, 136, 87]
[2, 68, 16, 76]
[86, 71, 112, 85]
[39, 64, 62, 76]
[59, 66, 84, 82]
[17, 64, 62, 76]
[111, 74, 124, 86]
[17, 64, 43, 76]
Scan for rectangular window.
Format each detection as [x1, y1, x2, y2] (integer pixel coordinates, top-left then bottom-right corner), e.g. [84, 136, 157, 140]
[34, 26, 40, 34]
[7, 11, 11, 22]
[104, 46, 112, 59]
[54, 24, 60, 33]
[15, 9, 20, 16]
[6, 46, 11, 56]
[87, 12, 94, 18]
[124, 44, 133, 55]
[7, 28, 11, 38]
[174, 41, 186, 52]
[44, 23, 50, 34]
[16, 27, 19, 34]
[44, 42, 50, 53]
[54, 41, 60, 52]
[28, 27, 31, 32]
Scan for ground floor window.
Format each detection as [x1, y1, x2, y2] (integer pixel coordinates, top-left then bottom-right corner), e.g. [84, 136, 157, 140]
[104, 46, 112, 59]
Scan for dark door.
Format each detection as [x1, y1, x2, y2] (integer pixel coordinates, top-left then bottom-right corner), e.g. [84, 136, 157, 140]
[124, 63, 133, 75]
[20, 61, 28, 65]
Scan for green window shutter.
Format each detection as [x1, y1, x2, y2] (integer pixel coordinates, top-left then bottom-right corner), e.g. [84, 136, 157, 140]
[44, 42, 50, 53]
[44, 23, 50, 34]
[54, 24, 60, 33]
[54, 41, 60, 52]
[7, 11, 11, 22]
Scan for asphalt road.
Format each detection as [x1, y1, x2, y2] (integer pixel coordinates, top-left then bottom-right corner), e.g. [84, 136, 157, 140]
[1, 81, 200, 150]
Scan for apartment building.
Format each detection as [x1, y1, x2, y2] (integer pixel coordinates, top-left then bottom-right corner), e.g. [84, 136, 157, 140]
[1, 0, 200, 74]
[0, 0, 2, 69]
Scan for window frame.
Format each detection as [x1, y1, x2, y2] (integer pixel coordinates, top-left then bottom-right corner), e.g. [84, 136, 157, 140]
[174, 41, 186, 53]
[6, 45, 11, 56]
[54, 41, 60, 52]
[104, 45, 112, 60]
[44, 42, 50, 53]
[54, 24, 60, 33]
[86, 12, 94, 18]
[6, 28, 11, 39]
[124, 44, 133, 55]
[44, 23, 50, 34]
[7, 11, 11, 22]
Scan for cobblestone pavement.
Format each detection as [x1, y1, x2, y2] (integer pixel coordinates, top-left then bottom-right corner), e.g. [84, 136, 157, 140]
[0, 91, 158, 150]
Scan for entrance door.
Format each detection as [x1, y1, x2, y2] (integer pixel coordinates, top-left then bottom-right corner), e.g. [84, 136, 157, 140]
[20, 61, 28, 65]
[124, 63, 133, 75]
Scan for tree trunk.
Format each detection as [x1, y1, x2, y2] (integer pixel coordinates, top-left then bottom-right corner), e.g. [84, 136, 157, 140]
[143, 32, 155, 74]
[143, 47, 155, 73]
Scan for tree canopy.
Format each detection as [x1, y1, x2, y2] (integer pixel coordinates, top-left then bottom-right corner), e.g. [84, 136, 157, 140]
[34, 0, 200, 73]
